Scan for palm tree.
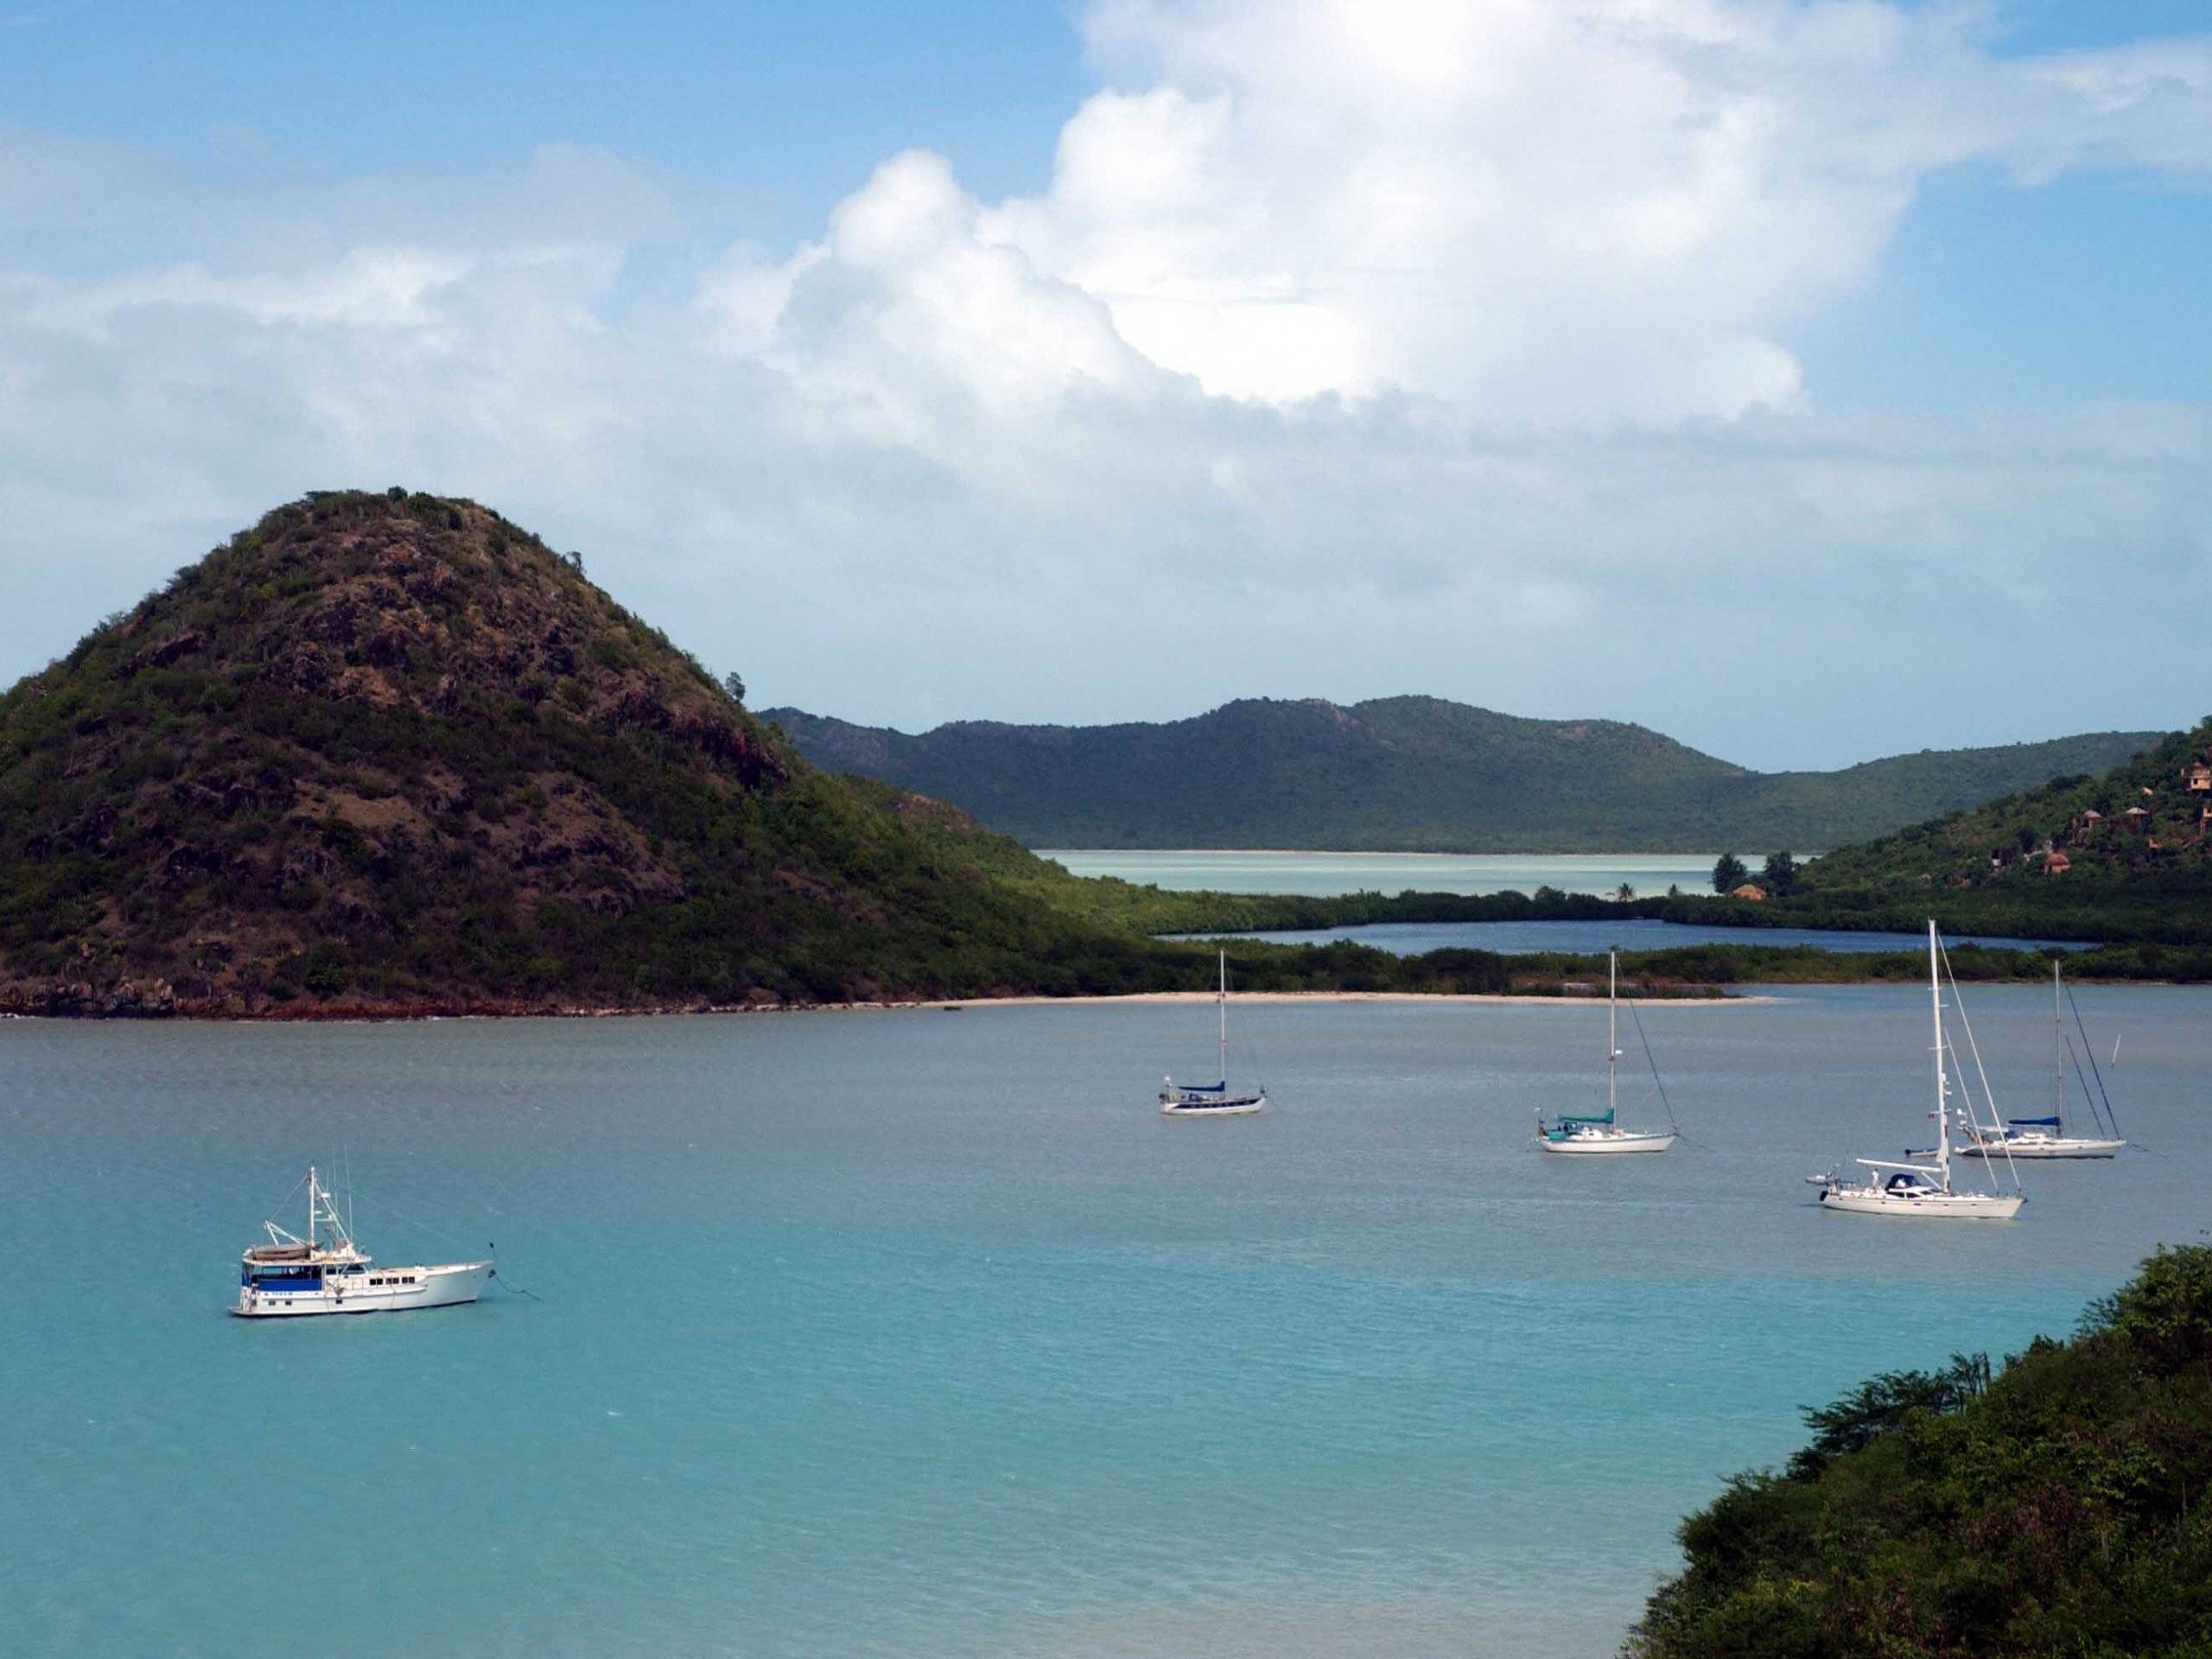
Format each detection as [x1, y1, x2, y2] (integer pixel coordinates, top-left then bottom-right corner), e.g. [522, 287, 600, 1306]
[1613, 882, 1637, 901]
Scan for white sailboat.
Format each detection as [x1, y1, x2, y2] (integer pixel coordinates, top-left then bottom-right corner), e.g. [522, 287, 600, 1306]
[1814, 922, 2024, 1219]
[1535, 951, 1677, 1154]
[234, 1165, 493, 1317]
[1160, 949, 1267, 1116]
[1960, 958, 2125, 1159]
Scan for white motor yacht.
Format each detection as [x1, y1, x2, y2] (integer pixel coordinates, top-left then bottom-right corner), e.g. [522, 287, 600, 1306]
[235, 1166, 492, 1317]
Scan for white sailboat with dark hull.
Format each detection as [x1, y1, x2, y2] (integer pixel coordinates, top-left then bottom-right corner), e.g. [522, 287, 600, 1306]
[1961, 959, 2125, 1160]
[234, 1166, 493, 1317]
[1536, 952, 1677, 1154]
[1814, 923, 2025, 1219]
[1160, 950, 1266, 1116]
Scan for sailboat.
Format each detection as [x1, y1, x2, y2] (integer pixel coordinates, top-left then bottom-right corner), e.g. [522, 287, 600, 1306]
[1160, 949, 1267, 1116]
[234, 1165, 493, 1317]
[1535, 951, 1676, 1153]
[1813, 922, 2025, 1218]
[1960, 959, 2125, 1159]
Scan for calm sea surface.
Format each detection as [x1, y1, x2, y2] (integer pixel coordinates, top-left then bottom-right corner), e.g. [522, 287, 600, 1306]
[5, 988, 2206, 1658]
[1041, 849, 1726, 897]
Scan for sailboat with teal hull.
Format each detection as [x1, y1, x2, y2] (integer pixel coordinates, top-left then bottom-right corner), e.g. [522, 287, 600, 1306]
[1536, 952, 1676, 1154]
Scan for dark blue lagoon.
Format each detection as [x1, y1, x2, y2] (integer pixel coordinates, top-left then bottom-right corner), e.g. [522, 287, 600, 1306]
[3, 985, 2202, 1656]
[1185, 917, 2087, 955]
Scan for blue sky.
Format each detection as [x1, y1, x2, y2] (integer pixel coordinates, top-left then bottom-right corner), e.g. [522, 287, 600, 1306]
[1, 1, 2208, 769]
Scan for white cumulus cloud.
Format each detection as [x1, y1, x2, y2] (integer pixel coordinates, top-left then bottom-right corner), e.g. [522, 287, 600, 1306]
[0, 1, 2209, 767]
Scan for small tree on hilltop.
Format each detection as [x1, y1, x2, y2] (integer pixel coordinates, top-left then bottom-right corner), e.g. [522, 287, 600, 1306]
[1712, 853, 1748, 894]
[1762, 851, 1799, 897]
[721, 671, 747, 705]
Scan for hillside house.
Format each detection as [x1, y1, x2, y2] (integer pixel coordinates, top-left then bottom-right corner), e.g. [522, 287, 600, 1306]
[1729, 883, 1768, 902]
[2074, 809, 2104, 829]
[2044, 849, 2072, 875]
[2124, 805, 2152, 828]
[2188, 763, 2212, 794]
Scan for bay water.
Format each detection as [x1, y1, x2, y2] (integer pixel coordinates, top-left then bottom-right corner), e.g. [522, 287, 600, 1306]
[4, 986, 2205, 1657]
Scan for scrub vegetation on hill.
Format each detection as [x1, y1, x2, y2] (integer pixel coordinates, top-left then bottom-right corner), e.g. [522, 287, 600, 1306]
[1770, 719, 2212, 945]
[1630, 1246, 2212, 1658]
[0, 490, 1217, 1014]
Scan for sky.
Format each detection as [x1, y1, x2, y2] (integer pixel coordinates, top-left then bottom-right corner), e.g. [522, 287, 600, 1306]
[1, 1, 2208, 772]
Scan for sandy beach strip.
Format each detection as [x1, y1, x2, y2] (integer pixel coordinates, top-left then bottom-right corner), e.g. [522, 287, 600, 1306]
[906, 989, 1777, 1011]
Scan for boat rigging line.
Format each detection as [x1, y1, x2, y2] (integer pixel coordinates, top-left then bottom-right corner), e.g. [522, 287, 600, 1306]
[1624, 995, 1711, 1151]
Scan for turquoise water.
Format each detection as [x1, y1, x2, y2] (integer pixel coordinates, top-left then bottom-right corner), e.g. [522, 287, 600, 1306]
[1041, 849, 1727, 897]
[4, 987, 2207, 1657]
[1191, 918, 2082, 956]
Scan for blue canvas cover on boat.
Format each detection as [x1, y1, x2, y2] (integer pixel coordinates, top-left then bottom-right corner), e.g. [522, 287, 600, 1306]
[1175, 1081, 1227, 1094]
[1556, 1110, 1615, 1126]
[2007, 1116, 2063, 1127]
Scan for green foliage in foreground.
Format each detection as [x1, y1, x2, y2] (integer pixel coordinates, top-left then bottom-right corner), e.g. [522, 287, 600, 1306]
[1629, 1246, 2212, 1659]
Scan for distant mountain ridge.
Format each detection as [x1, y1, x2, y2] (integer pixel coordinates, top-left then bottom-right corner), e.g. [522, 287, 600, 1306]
[760, 696, 2159, 854]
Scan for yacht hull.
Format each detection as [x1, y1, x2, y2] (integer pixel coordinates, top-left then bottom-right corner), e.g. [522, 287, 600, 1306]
[1818, 1189, 2022, 1219]
[1540, 1130, 1675, 1154]
[233, 1261, 492, 1318]
[1161, 1095, 1266, 1117]
[1961, 1139, 2122, 1160]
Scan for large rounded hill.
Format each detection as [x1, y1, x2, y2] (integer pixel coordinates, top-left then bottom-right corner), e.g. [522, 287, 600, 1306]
[0, 490, 1148, 1014]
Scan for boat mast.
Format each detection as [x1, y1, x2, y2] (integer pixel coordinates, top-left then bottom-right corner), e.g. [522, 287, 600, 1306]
[307, 1164, 318, 1249]
[2052, 957, 2064, 1127]
[1607, 950, 1618, 1119]
[1929, 922, 1952, 1192]
[1217, 948, 1229, 1087]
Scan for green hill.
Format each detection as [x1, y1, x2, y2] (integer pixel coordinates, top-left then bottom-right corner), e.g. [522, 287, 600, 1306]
[1630, 1246, 2212, 1657]
[762, 697, 2156, 853]
[1777, 716, 2212, 944]
[0, 490, 1242, 1014]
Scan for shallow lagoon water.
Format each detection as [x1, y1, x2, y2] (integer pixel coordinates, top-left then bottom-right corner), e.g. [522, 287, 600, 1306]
[4, 986, 2206, 1657]
[1040, 849, 1726, 898]
[1192, 917, 2082, 956]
